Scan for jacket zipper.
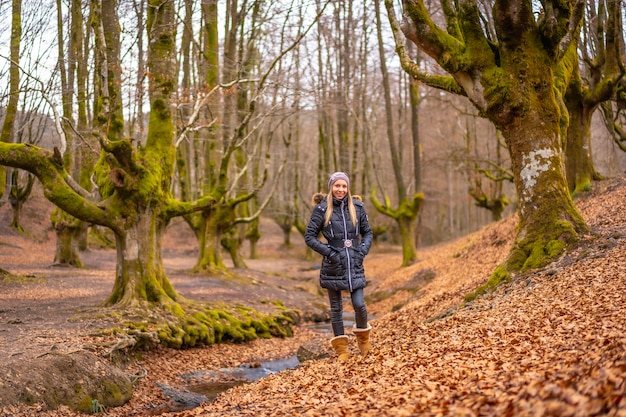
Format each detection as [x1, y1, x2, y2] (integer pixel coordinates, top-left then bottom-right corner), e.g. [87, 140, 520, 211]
[340, 201, 353, 292]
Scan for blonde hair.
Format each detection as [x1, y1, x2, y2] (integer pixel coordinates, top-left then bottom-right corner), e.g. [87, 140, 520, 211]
[324, 191, 357, 226]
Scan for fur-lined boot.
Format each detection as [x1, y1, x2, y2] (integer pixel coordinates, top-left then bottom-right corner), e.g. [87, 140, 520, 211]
[330, 335, 350, 361]
[353, 324, 372, 356]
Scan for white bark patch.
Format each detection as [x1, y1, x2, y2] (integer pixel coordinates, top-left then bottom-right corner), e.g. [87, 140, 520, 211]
[520, 148, 555, 202]
[124, 230, 140, 261]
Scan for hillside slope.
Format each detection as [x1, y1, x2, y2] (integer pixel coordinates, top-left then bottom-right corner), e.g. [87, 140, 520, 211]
[169, 175, 626, 417]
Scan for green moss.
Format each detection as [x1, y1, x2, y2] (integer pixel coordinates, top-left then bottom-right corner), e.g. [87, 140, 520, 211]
[74, 393, 94, 413]
[182, 323, 200, 346]
[166, 302, 186, 318]
[144, 280, 163, 303]
[523, 238, 565, 270]
[103, 379, 129, 405]
[98, 299, 296, 349]
[251, 318, 270, 337]
[192, 311, 209, 322]
[464, 265, 510, 303]
[93, 153, 115, 198]
[0, 274, 46, 284]
[572, 178, 592, 197]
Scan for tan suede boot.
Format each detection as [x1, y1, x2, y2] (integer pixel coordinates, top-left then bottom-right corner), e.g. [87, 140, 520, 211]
[353, 324, 372, 356]
[330, 335, 350, 361]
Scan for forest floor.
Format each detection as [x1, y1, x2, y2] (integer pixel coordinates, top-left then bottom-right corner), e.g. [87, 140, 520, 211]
[1, 174, 625, 416]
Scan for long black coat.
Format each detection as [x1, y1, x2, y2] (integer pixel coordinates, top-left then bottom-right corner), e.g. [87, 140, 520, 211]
[304, 194, 373, 292]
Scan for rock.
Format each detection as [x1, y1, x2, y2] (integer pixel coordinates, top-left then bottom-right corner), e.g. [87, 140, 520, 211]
[297, 338, 331, 362]
[0, 350, 133, 413]
[156, 382, 208, 407]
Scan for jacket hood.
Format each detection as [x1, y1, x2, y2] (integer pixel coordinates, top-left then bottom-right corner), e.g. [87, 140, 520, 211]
[311, 192, 362, 206]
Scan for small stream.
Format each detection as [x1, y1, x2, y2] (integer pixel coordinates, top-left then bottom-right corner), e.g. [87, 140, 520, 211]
[145, 318, 348, 415]
[187, 355, 301, 397]
[146, 356, 303, 415]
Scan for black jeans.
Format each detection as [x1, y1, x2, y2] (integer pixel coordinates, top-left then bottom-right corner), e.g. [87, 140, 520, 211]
[327, 287, 368, 336]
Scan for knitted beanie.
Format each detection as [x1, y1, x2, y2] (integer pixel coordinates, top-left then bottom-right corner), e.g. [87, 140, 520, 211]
[328, 172, 350, 190]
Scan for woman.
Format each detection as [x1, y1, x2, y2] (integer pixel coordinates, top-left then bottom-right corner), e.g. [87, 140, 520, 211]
[304, 172, 374, 361]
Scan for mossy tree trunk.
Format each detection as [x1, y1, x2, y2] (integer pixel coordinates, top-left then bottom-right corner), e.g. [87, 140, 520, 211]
[370, 0, 423, 267]
[52, 0, 82, 266]
[499, 113, 586, 272]
[563, 80, 601, 194]
[370, 193, 424, 267]
[247, 218, 261, 259]
[72, 0, 93, 253]
[7, 168, 34, 233]
[113, 0, 183, 303]
[273, 215, 293, 248]
[52, 210, 84, 267]
[222, 228, 247, 269]
[560, 0, 624, 194]
[106, 208, 177, 306]
[386, 0, 589, 277]
[192, 194, 255, 274]
[0, 0, 22, 207]
[193, 205, 231, 274]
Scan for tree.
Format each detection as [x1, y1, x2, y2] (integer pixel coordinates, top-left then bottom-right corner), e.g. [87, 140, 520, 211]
[561, 0, 625, 194]
[601, 79, 626, 152]
[385, 0, 588, 285]
[0, 0, 22, 210]
[173, 1, 325, 274]
[369, 0, 423, 267]
[51, 0, 84, 266]
[176, 0, 273, 274]
[465, 123, 512, 222]
[0, 0, 293, 348]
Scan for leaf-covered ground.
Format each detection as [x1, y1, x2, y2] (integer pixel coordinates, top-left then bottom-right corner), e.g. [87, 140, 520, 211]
[161, 176, 625, 417]
[2, 175, 625, 416]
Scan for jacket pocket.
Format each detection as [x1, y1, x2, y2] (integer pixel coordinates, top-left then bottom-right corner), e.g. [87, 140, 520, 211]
[322, 252, 343, 276]
[350, 247, 364, 270]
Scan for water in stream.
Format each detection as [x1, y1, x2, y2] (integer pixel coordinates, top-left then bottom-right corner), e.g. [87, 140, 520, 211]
[145, 356, 301, 415]
[148, 313, 358, 414]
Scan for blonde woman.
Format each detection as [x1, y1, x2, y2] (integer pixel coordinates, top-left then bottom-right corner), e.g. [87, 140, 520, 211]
[304, 172, 374, 361]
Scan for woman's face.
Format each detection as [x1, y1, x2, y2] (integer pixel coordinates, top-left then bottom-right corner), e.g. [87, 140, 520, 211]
[331, 180, 348, 200]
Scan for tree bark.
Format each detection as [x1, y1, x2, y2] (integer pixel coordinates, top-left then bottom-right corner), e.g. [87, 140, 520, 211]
[563, 80, 601, 194]
[107, 210, 176, 305]
[193, 205, 230, 274]
[370, 0, 421, 267]
[0, 0, 22, 204]
[52, 0, 85, 266]
[386, 0, 588, 276]
[52, 213, 84, 267]
[561, 0, 624, 193]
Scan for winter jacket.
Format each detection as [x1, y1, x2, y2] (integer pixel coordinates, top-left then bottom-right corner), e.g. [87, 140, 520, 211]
[304, 193, 374, 292]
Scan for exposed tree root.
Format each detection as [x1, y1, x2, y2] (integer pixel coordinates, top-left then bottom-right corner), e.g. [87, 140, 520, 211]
[92, 299, 299, 352]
